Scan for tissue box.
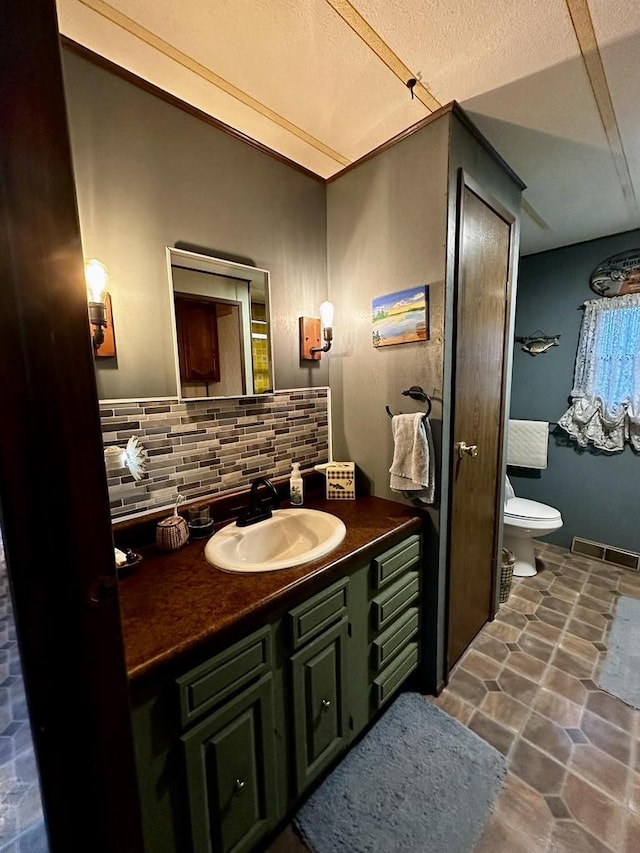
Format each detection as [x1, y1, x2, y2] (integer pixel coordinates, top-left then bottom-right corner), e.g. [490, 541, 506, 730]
[326, 462, 356, 500]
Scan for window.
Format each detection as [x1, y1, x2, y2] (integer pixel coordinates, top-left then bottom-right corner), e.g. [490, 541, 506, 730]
[558, 294, 640, 451]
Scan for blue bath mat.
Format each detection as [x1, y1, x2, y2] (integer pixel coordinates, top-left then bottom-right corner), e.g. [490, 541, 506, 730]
[597, 596, 640, 710]
[293, 691, 506, 853]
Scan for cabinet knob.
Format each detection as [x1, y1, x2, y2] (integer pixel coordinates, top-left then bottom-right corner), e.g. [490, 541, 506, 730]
[321, 698, 332, 710]
[234, 779, 246, 795]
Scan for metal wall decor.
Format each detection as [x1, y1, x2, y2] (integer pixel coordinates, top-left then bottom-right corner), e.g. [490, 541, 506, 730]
[590, 249, 640, 296]
[514, 330, 561, 356]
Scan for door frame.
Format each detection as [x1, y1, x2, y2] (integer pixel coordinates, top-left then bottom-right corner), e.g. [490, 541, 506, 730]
[0, 1, 143, 849]
[444, 168, 519, 673]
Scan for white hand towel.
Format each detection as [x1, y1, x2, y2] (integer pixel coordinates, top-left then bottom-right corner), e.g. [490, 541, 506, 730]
[389, 413, 435, 504]
[507, 419, 549, 469]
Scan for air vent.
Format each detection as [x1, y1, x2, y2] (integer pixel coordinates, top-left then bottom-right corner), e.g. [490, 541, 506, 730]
[571, 537, 640, 572]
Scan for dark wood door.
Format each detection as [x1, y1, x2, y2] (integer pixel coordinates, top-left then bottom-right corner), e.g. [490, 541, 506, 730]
[447, 173, 514, 669]
[0, 1, 143, 849]
[175, 295, 221, 383]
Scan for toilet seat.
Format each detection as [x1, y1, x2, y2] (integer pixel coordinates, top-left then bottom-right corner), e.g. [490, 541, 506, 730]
[505, 497, 562, 529]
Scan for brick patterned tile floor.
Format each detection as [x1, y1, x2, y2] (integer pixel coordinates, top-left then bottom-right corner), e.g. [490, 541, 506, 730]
[435, 543, 640, 853]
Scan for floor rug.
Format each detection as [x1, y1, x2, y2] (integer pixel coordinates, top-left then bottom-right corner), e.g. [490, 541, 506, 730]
[597, 595, 640, 710]
[293, 691, 507, 853]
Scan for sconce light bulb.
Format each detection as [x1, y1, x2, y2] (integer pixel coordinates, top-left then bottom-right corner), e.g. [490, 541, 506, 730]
[85, 258, 109, 304]
[319, 301, 334, 330]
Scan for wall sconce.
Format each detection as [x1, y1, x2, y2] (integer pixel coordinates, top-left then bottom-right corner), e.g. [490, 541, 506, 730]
[299, 301, 334, 360]
[85, 258, 117, 358]
[85, 258, 108, 353]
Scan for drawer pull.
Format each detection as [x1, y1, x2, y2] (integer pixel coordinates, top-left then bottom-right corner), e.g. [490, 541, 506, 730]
[321, 698, 332, 710]
[234, 778, 246, 795]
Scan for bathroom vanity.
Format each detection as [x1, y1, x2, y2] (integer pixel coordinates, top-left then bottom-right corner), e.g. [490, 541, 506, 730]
[117, 496, 426, 853]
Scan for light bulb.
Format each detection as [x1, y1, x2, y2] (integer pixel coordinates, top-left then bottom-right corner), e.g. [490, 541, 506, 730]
[319, 301, 334, 330]
[85, 259, 109, 304]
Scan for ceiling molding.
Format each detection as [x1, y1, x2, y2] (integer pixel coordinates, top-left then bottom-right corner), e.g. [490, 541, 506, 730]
[565, 0, 638, 213]
[77, 0, 351, 167]
[326, 101, 526, 190]
[61, 37, 327, 183]
[326, 103, 453, 183]
[450, 103, 526, 191]
[324, 0, 441, 112]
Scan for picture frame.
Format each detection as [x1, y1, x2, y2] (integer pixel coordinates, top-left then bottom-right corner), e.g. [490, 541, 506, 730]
[372, 285, 429, 348]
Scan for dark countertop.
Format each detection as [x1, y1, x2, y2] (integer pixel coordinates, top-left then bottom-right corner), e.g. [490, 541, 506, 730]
[117, 495, 424, 684]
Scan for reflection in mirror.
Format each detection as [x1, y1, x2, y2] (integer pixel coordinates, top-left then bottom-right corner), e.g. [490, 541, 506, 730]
[103, 436, 148, 481]
[166, 248, 273, 399]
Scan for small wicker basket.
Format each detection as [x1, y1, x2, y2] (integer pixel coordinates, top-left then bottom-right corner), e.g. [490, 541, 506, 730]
[156, 515, 189, 551]
[156, 495, 189, 551]
[499, 548, 516, 604]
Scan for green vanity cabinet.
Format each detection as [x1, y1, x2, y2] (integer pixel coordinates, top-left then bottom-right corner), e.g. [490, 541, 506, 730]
[177, 625, 278, 853]
[368, 534, 422, 714]
[181, 674, 277, 853]
[287, 578, 350, 795]
[130, 531, 423, 853]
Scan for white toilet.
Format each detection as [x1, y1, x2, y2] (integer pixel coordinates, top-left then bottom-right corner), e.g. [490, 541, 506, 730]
[503, 477, 563, 577]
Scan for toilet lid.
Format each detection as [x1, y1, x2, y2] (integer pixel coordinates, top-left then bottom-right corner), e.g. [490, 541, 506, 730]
[505, 497, 561, 521]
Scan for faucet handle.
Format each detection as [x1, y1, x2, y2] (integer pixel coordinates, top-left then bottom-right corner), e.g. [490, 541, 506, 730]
[236, 477, 280, 527]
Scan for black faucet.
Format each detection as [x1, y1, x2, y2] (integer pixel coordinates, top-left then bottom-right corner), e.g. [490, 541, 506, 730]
[236, 477, 280, 527]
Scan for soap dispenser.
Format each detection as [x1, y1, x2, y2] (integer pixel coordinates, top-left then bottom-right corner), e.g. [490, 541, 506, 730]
[289, 462, 303, 506]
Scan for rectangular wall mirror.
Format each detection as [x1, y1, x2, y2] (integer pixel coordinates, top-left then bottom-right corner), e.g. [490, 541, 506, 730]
[166, 248, 274, 400]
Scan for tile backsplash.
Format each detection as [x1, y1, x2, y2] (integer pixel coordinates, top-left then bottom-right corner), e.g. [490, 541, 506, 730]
[101, 388, 330, 519]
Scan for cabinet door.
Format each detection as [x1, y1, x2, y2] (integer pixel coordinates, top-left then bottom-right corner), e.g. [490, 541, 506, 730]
[175, 295, 221, 383]
[182, 674, 277, 853]
[290, 617, 349, 795]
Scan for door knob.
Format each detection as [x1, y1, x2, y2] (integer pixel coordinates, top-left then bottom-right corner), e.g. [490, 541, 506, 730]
[457, 441, 478, 459]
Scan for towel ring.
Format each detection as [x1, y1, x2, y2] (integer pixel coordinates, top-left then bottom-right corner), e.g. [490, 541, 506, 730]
[386, 386, 432, 421]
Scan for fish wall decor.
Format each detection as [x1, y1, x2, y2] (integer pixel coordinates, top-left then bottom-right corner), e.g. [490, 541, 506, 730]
[514, 331, 561, 356]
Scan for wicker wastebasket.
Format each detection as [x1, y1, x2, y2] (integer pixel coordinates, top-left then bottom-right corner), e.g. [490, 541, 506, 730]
[499, 548, 516, 604]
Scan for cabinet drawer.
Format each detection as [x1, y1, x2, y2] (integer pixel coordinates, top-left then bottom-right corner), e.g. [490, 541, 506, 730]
[371, 571, 419, 632]
[288, 577, 349, 650]
[371, 607, 419, 673]
[372, 642, 419, 711]
[177, 626, 271, 727]
[371, 534, 421, 590]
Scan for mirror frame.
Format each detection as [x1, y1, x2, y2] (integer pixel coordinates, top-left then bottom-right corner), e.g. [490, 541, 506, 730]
[165, 247, 274, 401]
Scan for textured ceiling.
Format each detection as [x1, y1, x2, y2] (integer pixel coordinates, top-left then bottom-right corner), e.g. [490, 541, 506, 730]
[56, 0, 640, 255]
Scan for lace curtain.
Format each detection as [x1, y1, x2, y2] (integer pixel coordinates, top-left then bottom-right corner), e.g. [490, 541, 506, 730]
[558, 293, 640, 452]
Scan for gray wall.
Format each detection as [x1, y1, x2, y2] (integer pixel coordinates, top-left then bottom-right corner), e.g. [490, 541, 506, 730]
[510, 227, 640, 552]
[327, 110, 524, 688]
[327, 118, 450, 500]
[62, 49, 328, 400]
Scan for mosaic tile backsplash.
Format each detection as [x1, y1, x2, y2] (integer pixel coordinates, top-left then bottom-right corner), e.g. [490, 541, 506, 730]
[101, 388, 330, 520]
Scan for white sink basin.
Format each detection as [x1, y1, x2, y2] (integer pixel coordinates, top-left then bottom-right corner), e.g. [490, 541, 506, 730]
[204, 508, 347, 573]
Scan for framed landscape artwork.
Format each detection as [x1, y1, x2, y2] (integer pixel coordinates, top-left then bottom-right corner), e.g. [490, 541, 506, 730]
[372, 285, 429, 348]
